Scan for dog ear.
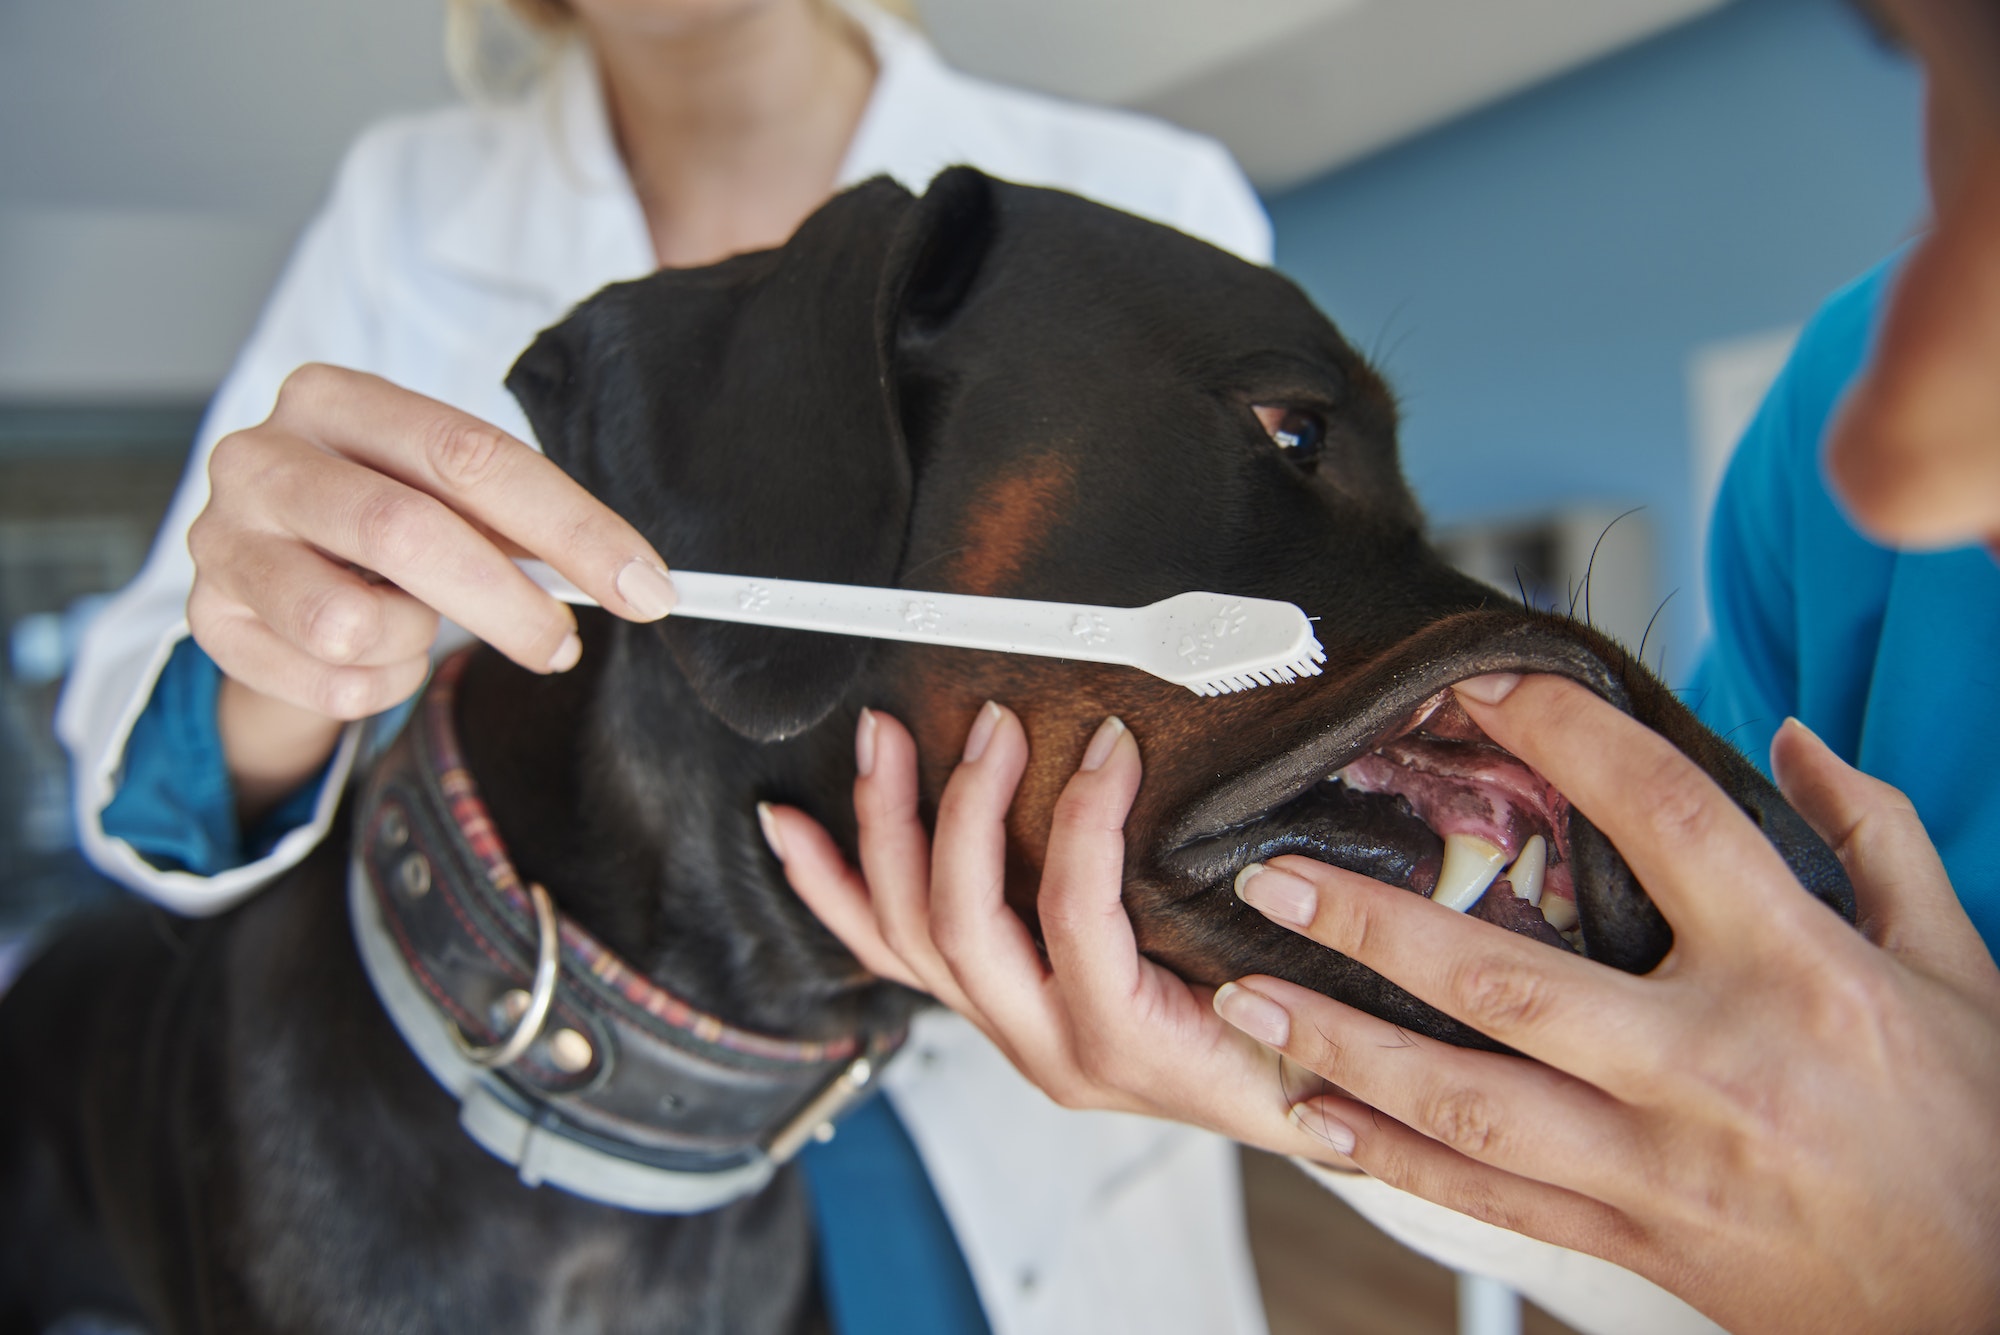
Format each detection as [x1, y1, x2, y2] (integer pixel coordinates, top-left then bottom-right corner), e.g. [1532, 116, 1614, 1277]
[507, 169, 998, 740]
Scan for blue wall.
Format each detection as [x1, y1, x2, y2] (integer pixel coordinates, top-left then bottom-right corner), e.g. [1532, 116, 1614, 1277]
[1266, 0, 1923, 679]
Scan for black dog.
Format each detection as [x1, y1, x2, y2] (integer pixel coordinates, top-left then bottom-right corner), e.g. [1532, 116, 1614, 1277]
[0, 168, 1850, 1334]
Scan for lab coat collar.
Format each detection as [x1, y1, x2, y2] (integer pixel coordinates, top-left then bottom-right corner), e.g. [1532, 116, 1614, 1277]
[833, 1, 983, 192]
[424, 40, 651, 307]
[424, 3, 970, 308]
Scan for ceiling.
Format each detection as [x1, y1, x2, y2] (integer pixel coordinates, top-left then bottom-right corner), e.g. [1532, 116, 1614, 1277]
[916, 0, 1733, 188]
[0, 0, 1734, 398]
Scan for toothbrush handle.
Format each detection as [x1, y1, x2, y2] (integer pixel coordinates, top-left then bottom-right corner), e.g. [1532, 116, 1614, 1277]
[518, 561, 1138, 664]
[673, 571, 1140, 663]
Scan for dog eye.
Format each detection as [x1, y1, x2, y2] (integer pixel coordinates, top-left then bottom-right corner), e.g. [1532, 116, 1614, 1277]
[1253, 405, 1324, 470]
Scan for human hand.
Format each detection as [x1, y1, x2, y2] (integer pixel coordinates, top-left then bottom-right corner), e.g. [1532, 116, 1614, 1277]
[188, 365, 679, 806]
[759, 703, 1353, 1162]
[1218, 673, 2000, 1335]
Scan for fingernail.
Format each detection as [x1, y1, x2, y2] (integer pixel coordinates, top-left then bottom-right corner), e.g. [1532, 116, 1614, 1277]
[961, 701, 1002, 764]
[1214, 981, 1291, 1048]
[856, 708, 879, 778]
[546, 632, 583, 673]
[1234, 863, 1318, 927]
[1453, 672, 1521, 706]
[1780, 715, 1823, 744]
[1289, 1098, 1357, 1156]
[756, 801, 786, 863]
[1079, 716, 1126, 772]
[615, 559, 678, 621]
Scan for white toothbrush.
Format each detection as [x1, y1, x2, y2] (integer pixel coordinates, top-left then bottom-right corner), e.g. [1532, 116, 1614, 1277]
[516, 559, 1325, 696]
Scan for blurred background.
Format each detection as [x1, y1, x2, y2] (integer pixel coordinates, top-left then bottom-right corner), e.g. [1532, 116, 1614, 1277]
[0, 0, 1922, 1327]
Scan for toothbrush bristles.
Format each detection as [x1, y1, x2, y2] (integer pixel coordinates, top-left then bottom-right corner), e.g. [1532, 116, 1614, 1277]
[1189, 649, 1325, 696]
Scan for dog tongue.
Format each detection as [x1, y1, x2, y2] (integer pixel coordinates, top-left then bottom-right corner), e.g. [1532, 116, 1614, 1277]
[1469, 879, 1573, 951]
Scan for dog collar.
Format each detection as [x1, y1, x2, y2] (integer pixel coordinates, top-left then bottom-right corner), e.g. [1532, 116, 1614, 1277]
[347, 650, 901, 1214]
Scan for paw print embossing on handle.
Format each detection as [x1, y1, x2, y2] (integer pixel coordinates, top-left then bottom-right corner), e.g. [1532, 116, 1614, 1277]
[1070, 612, 1110, 647]
[902, 599, 942, 635]
[737, 583, 772, 612]
[1177, 602, 1247, 669]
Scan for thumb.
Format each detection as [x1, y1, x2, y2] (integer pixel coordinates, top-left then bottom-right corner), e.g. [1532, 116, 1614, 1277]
[1770, 718, 1994, 980]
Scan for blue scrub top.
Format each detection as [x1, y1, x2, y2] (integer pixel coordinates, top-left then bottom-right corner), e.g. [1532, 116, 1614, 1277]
[1693, 255, 2000, 951]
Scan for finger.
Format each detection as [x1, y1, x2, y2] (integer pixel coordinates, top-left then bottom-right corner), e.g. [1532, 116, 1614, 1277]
[1284, 1087, 1643, 1265]
[1219, 973, 1641, 1202]
[1038, 717, 1147, 1006]
[927, 705, 1073, 1063]
[1236, 857, 1659, 1088]
[759, 801, 925, 991]
[189, 587, 430, 720]
[1035, 719, 1254, 1114]
[846, 710, 971, 1008]
[1452, 674, 1807, 937]
[269, 365, 678, 621]
[198, 528, 438, 669]
[926, 712, 1362, 1134]
[219, 439, 582, 676]
[1770, 718, 1996, 979]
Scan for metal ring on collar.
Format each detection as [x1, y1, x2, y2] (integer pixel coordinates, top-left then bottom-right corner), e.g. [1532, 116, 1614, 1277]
[453, 881, 560, 1070]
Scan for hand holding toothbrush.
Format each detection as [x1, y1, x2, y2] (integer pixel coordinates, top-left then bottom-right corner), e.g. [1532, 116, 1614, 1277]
[186, 366, 679, 816]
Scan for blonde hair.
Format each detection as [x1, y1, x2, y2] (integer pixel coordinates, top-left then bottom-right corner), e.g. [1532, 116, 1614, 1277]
[444, 0, 573, 102]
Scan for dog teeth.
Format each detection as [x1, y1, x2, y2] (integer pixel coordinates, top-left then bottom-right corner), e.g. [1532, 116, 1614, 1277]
[1541, 892, 1579, 933]
[1433, 833, 1509, 912]
[1508, 835, 1546, 907]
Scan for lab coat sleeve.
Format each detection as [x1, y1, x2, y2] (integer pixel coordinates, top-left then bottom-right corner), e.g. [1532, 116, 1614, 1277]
[55, 124, 410, 916]
[1297, 1163, 1723, 1335]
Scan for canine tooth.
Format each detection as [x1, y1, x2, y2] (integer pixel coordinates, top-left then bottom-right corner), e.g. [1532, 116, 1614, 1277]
[1433, 833, 1509, 912]
[1541, 893, 1579, 933]
[1508, 835, 1547, 907]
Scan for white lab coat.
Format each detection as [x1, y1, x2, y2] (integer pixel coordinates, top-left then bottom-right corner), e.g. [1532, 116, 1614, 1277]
[56, 9, 1271, 1334]
[1303, 1165, 1724, 1334]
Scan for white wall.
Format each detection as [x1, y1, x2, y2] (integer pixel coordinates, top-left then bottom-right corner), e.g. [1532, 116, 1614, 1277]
[0, 0, 453, 401]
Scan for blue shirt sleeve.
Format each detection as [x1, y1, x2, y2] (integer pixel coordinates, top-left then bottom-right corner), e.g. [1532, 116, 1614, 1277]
[1692, 258, 1903, 774]
[800, 1094, 992, 1335]
[1690, 351, 1805, 776]
[100, 636, 330, 876]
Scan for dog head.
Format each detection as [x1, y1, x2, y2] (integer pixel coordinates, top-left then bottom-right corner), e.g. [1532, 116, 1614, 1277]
[509, 168, 1853, 1049]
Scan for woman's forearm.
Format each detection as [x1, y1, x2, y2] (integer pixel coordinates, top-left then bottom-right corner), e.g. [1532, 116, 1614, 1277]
[217, 673, 346, 825]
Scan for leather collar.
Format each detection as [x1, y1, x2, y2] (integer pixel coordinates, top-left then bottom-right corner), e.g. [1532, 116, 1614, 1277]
[348, 650, 901, 1213]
